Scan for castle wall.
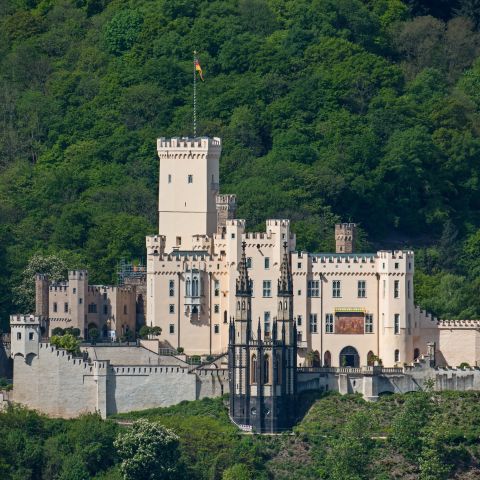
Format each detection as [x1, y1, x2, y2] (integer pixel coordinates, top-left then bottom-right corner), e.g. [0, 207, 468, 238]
[438, 328, 480, 367]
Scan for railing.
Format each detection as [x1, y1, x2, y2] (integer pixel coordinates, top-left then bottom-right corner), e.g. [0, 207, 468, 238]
[297, 366, 404, 375]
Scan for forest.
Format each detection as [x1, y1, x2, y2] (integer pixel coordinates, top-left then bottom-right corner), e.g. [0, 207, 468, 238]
[3, 391, 480, 479]
[2, 0, 480, 327]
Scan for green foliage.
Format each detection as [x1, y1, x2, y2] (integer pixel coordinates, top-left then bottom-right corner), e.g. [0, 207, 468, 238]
[222, 463, 253, 480]
[50, 333, 81, 355]
[114, 419, 180, 480]
[139, 325, 161, 339]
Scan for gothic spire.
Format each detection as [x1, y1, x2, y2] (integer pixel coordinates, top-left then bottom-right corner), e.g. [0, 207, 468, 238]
[236, 241, 251, 296]
[278, 241, 293, 296]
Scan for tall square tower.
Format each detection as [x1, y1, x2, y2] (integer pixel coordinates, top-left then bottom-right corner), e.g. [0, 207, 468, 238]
[157, 137, 221, 252]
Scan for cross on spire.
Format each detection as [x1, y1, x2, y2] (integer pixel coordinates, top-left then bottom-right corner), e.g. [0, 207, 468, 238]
[278, 241, 293, 295]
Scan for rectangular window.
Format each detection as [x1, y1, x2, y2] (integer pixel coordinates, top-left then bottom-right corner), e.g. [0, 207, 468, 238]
[168, 174, 172, 183]
[383, 279, 386, 299]
[214, 304, 220, 313]
[79, 298, 82, 304]
[395, 262, 399, 269]
[332, 280, 341, 298]
[29, 332, 34, 341]
[297, 314, 302, 326]
[264, 311, 271, 337]
[214, 280, 220, 296]
[394, 280, 400, 298]
[246, 257, 252, 269]
[262, 280, 271, 297]
[187, 174, 193, 183]
[310, 314, 318, 333]
[169, 304, 175, 314]
[88, 303, 97, 314]
[73, 288, 76, 294]
[394, 314, 400, 334]
[365, 314, 373, 333]
[64, 302, 68, 313]
[407, 313, 411, 335]
[357, 280, 366, 298]
[407, 280, 411, 299]
[53, 302, 58, 313]
[307, 280, 320, 297]
[123, 305, 127, 315]
[103, 305, 108, 315]
[231, 233, 235, 239]
[214, 324, 220, 334]
[297, 262, 302, 269]
[169, 279, 175, 297]
[176, 236, 182, 246]
[394, 349, 400, 362]
[325, 313, 334, 333]
[264, 257, 270, 269]
[17, 332, 21, 340]
[169, 324, 175, 334]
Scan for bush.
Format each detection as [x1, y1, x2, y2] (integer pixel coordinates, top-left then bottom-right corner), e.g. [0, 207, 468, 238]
[50, 334, 81, 355]
[51, 327, 65, 336]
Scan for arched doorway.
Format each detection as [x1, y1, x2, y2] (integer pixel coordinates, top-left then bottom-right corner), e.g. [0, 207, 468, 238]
[324, 350, 331, 367]
[339, 346, 360, 368]
[414, 348, 420, 360]
[313, 350, 321, 367]
[367, 351, 375, 366]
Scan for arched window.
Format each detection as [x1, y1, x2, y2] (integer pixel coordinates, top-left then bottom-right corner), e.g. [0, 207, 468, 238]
[323, 350, 331, 367]
[264, 354, 270, 384]
[279, 302, 282, 310]
[284, 300, 288, 310]
[251, 355, 257, 384]
[186, 279, 191, 297]
[367, 351, 375, 366]
[237, 301, 240, 310]
[192, 277, 199, 297]
[414, 348, 420, 360]
[242, 300, 245, 309]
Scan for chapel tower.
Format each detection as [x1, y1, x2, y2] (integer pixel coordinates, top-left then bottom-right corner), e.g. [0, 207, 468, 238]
[229, 242, 298, 433]
[157, 137, 221, 252]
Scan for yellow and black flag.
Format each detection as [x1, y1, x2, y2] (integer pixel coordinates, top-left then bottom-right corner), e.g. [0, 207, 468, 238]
[194, 57, 204, 82]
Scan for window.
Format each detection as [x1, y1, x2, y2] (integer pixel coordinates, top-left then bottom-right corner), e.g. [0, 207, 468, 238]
[103, 305, 108, 315]
[176, 236, 182, 246]
[264, 257, 270, 269]
[394, 349, 400, 363]
[383, 279, 386, 298]
[407, 280, 411, 299]
[73, 288, 76, 294]
[310, 313, 318, 333]
[123, 305, 127, 315]
[168, 174, 172, 183]
[407, 313, 411, 335]
[394, 314, 400, 334]
[64, 302, 68, 313]
[394, 280, 399, 298]
[169, 324, 175, 334]
[214, 304, 220, 314]
[29, 332, 34, 341]
[187, 174, 193, 183]
[231, 233, 235, 239]
[297, 314, 302, 326]
[297, 262, 302, 269]
[264, 355, 270, 383]
[357, 280, 366, 298]
[365, 314, 373, 333]
[17, 332, 21, 340]
[264, 312, 271, 337]
[395, 262, 399, 269]
[307, 280, 320, 297]
[246, 257, 252, 269]
[262, 280, 271, 297]
[169, 280, 175, 297]
[214, 280, 220, 296]
[214, 324, 219, 334]
[332, 280, 341, 298]
[88, 303, 97, 314]
[53, 302, 57, 313]
[325, 314, 334, 333]
[79, 298, 83, 304]
[251, 355, 257, 384]
[297, 289, 301, 296]
[169, 304, 175, 314]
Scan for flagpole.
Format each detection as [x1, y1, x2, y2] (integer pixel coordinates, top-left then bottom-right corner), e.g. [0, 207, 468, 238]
[193, 50, 197, 138]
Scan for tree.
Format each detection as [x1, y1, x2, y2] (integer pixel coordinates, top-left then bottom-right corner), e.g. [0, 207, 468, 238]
[89, 327, 99, 344]
[50, 334, 81, 355]
[114, 419, 180, 480]
[12, 254, 69, 314]
[222, 463, 253, 480]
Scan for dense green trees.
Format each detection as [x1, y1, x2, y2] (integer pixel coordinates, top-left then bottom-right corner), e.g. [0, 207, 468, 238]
[2, 0, 480, 328]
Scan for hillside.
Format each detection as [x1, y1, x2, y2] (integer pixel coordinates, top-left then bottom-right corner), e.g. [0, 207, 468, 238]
[3, 392, 480, 479]
[2, 0, 480, 327]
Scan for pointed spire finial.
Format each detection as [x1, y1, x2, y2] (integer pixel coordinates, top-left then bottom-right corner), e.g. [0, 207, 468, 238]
[278, 241, 293, 296]
[236, 241, 251, 296]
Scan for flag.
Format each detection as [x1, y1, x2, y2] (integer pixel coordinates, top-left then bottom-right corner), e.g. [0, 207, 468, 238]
[195, 58, 204, 82]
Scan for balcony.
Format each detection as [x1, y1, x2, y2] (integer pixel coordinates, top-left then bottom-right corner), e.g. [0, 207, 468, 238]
[297, 340, 308, 349]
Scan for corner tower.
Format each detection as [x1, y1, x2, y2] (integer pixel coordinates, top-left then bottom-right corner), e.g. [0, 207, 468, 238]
[157, 137, 221, 252]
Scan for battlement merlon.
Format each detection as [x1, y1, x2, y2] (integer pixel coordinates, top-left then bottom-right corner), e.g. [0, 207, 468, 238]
[146, 235, 166, 255]
[10, 314, 41, 326]
[157, 136, 222, 152]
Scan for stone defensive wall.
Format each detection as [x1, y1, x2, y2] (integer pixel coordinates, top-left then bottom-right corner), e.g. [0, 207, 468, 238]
[13, 342, 229, 418]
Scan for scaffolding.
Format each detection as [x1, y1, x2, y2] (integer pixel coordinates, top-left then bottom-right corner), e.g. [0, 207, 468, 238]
[116, 259, 146, 285]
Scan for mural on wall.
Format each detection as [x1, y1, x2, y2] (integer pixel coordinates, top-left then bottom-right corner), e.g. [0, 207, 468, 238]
[335, 312, 364, 334]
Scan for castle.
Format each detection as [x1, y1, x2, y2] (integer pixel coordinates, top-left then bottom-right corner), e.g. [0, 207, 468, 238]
[8, 135, 480, 432]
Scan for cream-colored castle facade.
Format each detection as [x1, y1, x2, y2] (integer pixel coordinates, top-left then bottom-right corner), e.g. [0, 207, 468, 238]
[35, 136, 480, 368]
